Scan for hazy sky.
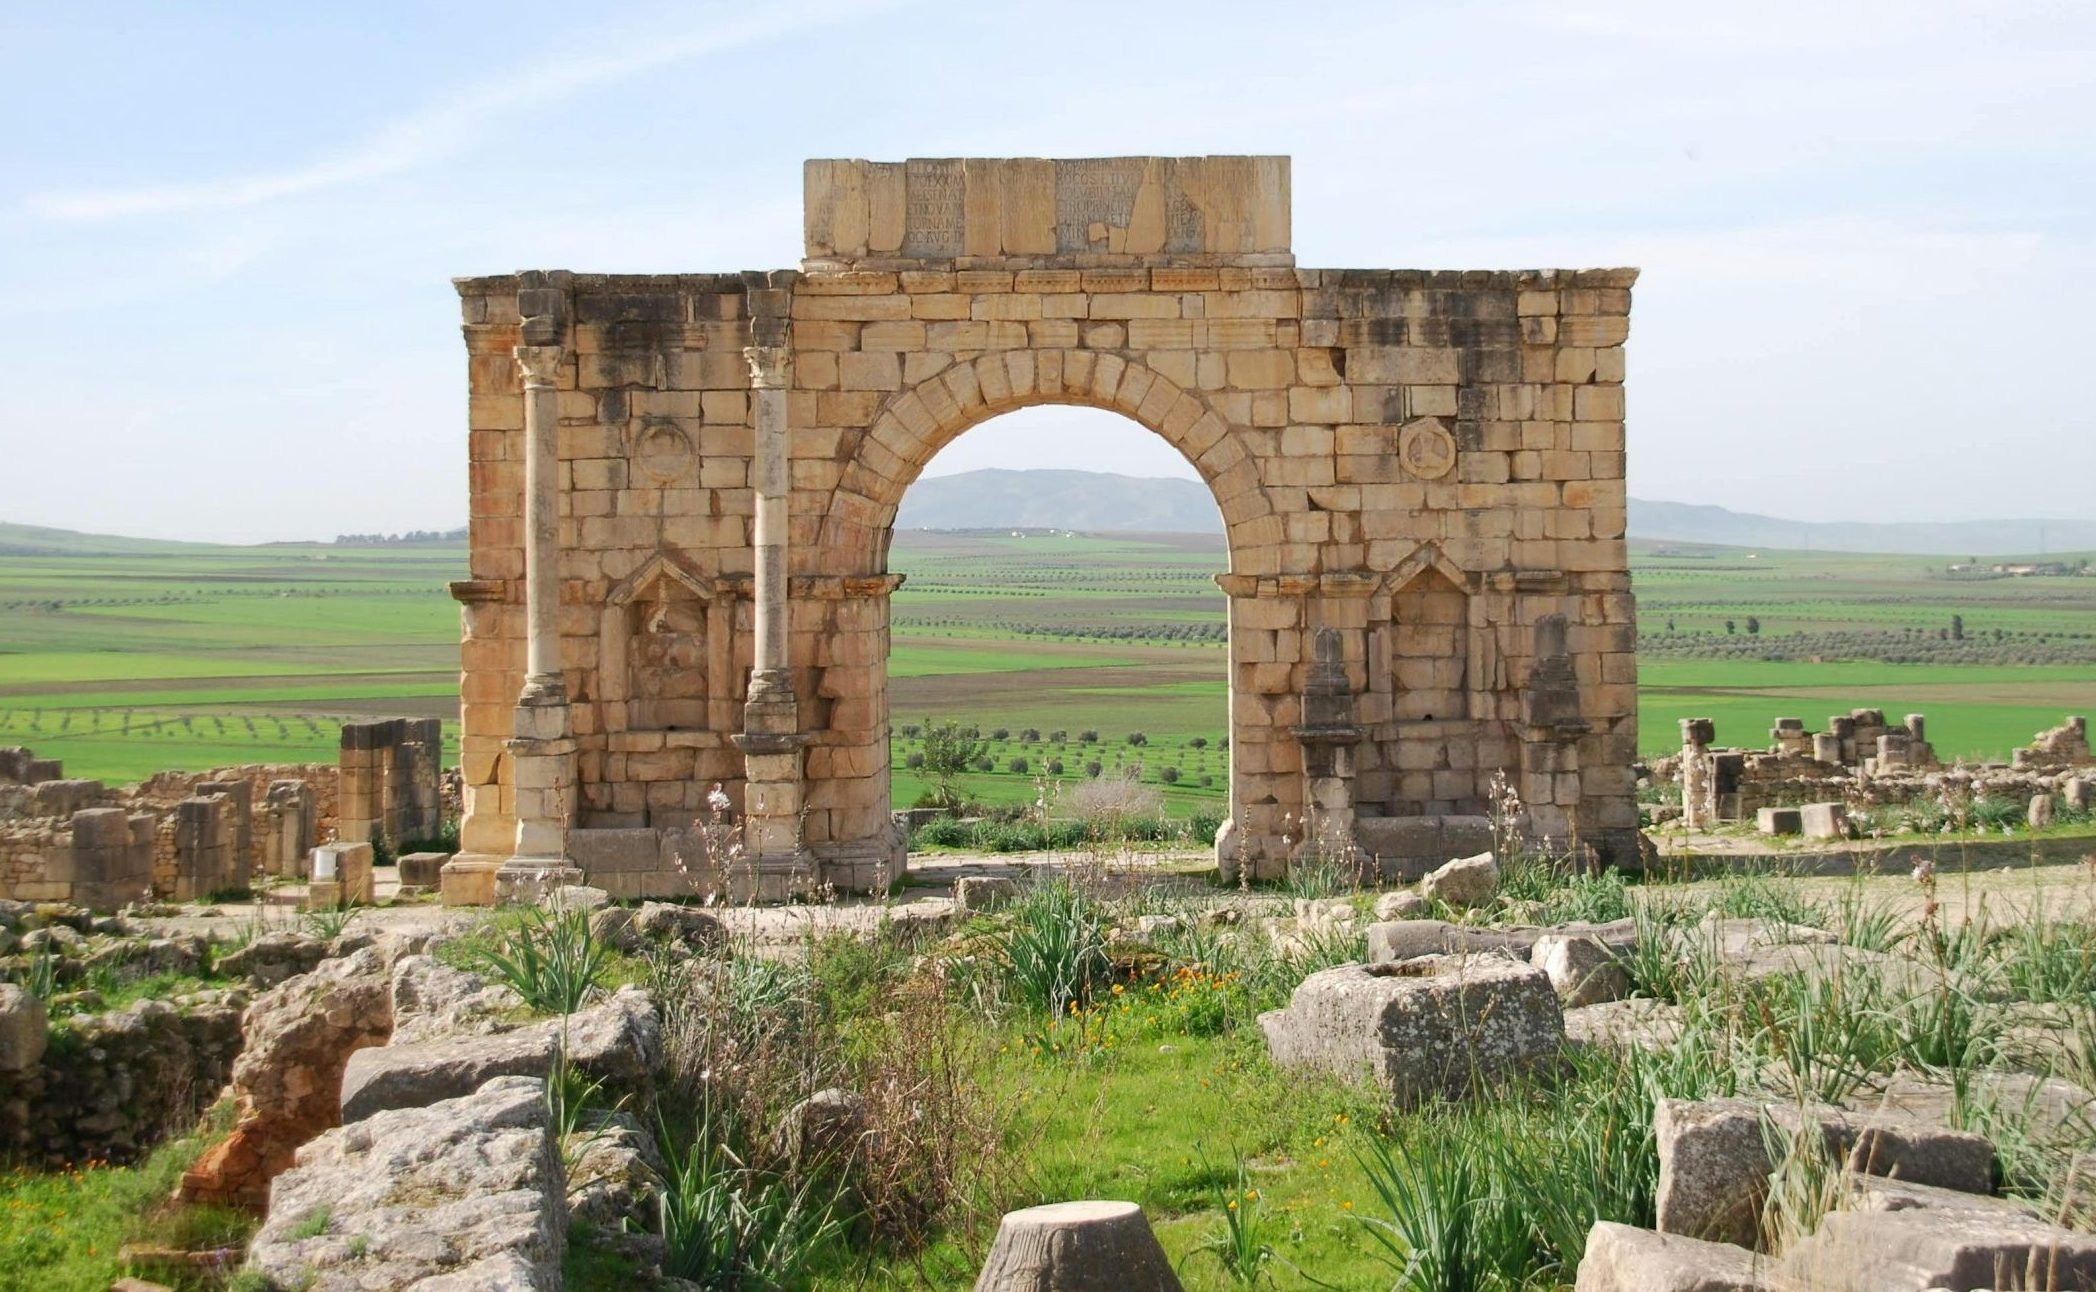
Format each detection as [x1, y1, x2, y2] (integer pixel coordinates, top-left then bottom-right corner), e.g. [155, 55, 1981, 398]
[2, 1, 2089, 542]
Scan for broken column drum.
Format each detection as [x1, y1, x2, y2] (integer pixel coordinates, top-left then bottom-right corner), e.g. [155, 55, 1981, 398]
[448, 156, 1642, 898]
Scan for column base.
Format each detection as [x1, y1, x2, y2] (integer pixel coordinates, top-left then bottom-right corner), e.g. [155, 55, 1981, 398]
[439, 853, 504, 907]
[494, 857, 586, 905]
[722, 854, 818, 904]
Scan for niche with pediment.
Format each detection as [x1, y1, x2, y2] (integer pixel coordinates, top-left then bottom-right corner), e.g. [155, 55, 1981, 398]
[598, 552, 729, 734]
[1376, 549, 1472, 723]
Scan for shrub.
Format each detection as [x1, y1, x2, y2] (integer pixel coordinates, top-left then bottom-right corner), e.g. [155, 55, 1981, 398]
[1078, 729, 1099, 744]
[904, 751, 925, 770]
[912, 817, 969, 848]
[920, 719, 990, 811]
[1084, 761, 1103, 778]
[1159, 766, 1181, 784]
[1125, 731, 1148, 746]
[990, 727, 1010, 741]
[972, 756, 995, 773]
[1061, 770, 1166, 838]
[1189, 736, 1209, 749]
[1046, 758, 1065, 776]
[1007, 756, 1029, 774]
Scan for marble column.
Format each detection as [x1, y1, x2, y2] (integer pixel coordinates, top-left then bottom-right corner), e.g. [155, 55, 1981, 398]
[496, 343, 581, 901]
[731, 344, 814, 900]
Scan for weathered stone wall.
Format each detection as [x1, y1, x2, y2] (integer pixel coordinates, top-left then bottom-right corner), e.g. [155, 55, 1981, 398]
[0, 995, 244, 1167]
[453, 156, 1639, 879]
[1, 757, 341, 906]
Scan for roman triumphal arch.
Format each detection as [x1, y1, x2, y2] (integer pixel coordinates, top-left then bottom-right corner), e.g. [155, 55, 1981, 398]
[443, 156, 1638, 904]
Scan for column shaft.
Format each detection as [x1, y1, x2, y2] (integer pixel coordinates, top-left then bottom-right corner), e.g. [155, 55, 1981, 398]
[517, 345, 565, 698]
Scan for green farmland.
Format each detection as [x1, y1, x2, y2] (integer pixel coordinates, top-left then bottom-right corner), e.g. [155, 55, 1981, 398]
[2, 524, 2091, 810]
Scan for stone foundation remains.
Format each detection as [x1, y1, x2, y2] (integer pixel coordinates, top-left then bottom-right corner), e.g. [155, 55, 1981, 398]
[0, 733, 457, 910]
[1659, 712, 2091, 830]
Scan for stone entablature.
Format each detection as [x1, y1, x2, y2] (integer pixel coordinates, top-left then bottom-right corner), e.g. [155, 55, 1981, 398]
[450, 156, 1640, 892]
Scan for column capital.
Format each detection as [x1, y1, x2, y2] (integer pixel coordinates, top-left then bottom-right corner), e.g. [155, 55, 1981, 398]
[514, 345, 565, 388]
[743, 345, 793, 390]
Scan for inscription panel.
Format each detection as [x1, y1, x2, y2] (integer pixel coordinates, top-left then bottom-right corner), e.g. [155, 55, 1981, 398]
[1053, 157, 1143, 251]
[902, 159, 965, 259]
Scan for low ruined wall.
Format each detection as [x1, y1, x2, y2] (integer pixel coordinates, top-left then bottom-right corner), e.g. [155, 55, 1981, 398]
[0, 996, 244, 1167]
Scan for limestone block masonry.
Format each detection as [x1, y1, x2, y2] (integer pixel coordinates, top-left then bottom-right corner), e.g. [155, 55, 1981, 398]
[450, 156, 1639, 894]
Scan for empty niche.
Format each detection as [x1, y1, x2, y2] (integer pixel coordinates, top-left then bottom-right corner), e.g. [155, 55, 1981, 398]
[1388, 567, 1468, 721]
[602, 554, 717, 732]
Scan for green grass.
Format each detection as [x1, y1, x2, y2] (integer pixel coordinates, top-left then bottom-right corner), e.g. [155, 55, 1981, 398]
[4, 527, 2090, 786]
[0, 1100, 250, 1292]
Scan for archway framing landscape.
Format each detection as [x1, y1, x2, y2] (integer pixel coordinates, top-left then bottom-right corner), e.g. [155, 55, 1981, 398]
[445, 155, 1639, 902]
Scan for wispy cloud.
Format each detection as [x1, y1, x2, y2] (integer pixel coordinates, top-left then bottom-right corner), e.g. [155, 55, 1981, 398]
[26, 0, 895, 223]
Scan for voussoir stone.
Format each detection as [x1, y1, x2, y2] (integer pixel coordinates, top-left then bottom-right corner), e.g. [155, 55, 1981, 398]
[1260, 954, 1563, 1103]
[246, 1074, 564, 1292]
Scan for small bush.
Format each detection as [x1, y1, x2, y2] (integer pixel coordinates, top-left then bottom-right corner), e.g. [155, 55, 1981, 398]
[1007, 756, 1029, 774]
[1159, 766, 1180, 784]
[904, 750, 925, 770]
[1046, 758, 1065, 776]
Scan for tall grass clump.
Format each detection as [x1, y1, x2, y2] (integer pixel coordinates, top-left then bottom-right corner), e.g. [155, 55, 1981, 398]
[469, 903, 612, 1015]
[997, 879, 1111, 1016]
[657, 1095, 842, 1289]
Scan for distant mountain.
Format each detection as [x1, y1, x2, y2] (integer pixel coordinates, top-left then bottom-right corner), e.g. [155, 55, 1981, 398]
[1628, 499, 2096, 557]
[899, 471, 2094, 556]
[0, 521, 220, 557]
[898, 469, 1225, 533]
[16, 480, 2092, 558]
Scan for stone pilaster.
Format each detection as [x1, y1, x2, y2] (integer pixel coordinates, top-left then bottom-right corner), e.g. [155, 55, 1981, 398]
[496, 343, 582, 902]
[731, 342, 814, 901]
[1519, 614, 1590, 846]
[1290, 627, 1364, 871]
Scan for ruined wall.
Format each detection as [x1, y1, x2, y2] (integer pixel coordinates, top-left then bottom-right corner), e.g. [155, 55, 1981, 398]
[454, 156, 1639, 875]
[0, 754, 343, 906]
[0, 996, 244, 1167]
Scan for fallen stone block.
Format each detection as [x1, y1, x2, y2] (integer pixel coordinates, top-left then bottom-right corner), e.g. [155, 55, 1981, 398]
[1366, 919, 1533, 963]
[955, 875, 1018, 911]
[1373, 889, 1429, 921]
[1655, 1095, 1996, 1250]
[340, 987, 659, 1123]
[1799, 802, 1851, 840]
[1532, 933, 1629, 1007]
[1754, 807, 1803, 836]
[1260, 955, 1562, 1103]
[395, 851, 447, 890]
[1420, 851, 1499, 908]
[246, 1074, 564, 1292]
[1563, 998, 1685, 1056]
[1574, 1220, 1777, 1292]
[1782, 1177, 2096, 1292]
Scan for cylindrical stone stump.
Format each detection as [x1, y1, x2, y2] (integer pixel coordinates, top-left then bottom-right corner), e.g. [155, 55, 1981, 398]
[973, 1200, 1184, 1292]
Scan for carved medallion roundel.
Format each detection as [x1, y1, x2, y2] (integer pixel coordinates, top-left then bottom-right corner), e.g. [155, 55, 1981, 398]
[1397, 419, 1457, 481]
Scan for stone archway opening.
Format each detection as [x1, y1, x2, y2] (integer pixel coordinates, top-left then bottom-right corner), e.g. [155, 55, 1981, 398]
[883, 403, 1234, 839]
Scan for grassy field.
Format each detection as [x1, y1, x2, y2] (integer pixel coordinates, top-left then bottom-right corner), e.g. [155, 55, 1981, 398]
[2, 527, 2091, 803]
